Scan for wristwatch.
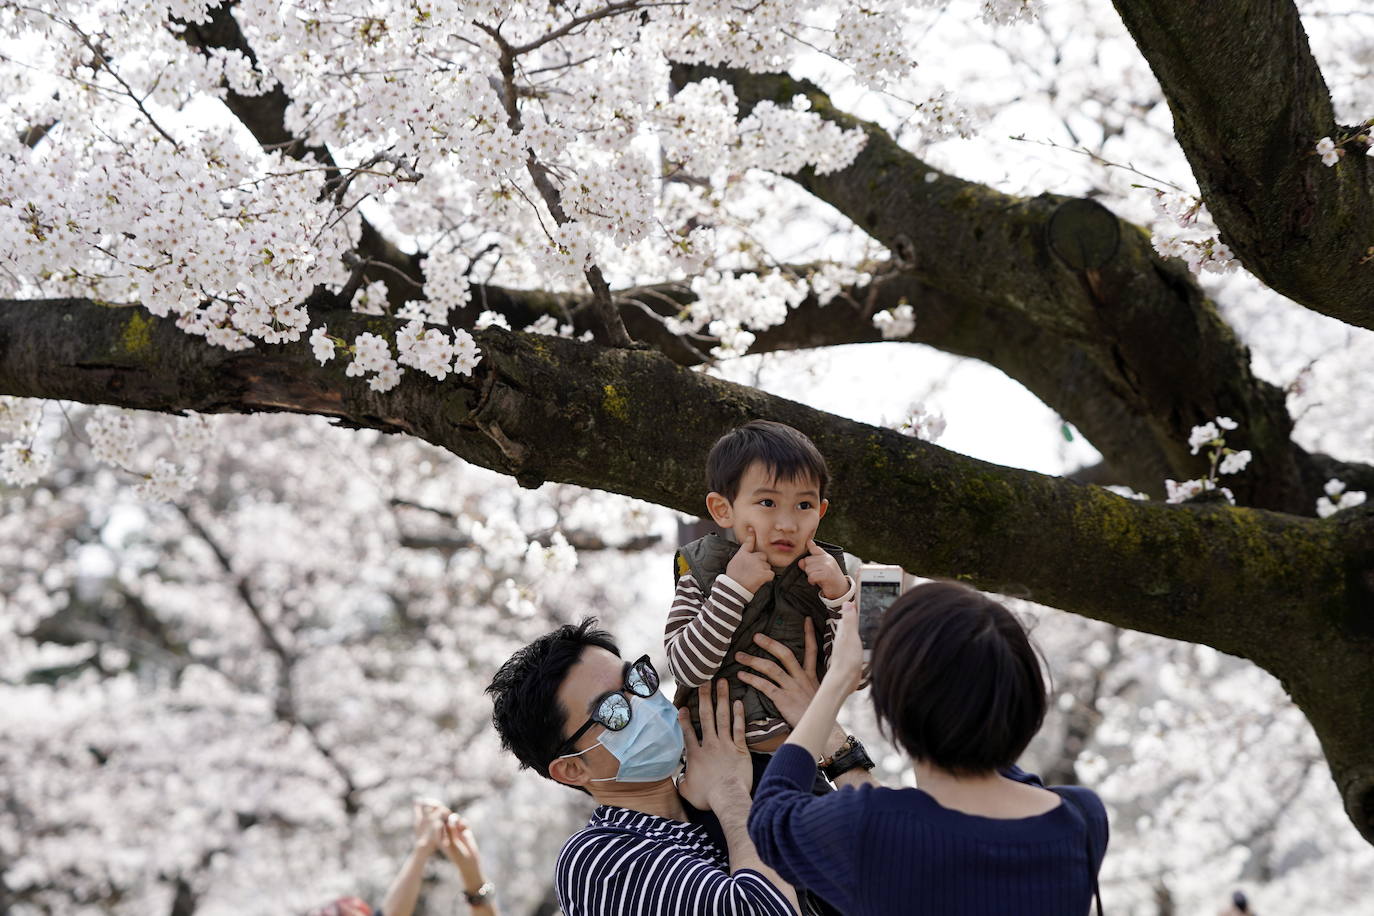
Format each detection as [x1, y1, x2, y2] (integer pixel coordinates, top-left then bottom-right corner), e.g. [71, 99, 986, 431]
[820, 735, 875, 782]
[464, 881, 495, 906]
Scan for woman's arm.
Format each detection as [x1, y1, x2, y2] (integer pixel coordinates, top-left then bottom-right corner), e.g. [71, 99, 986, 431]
[438, 813, 500, 916]
[781, 603, 864, 759]
[745, 605, 871, 912]
[380, 805, 444, 916]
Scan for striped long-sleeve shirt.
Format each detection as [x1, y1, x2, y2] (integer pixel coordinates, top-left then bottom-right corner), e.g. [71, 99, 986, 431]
[664, 573, 854, 744]
[554, 804, 796, 916]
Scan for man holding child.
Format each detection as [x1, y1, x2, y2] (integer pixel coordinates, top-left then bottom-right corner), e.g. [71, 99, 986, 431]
[485, 420, 874, 915]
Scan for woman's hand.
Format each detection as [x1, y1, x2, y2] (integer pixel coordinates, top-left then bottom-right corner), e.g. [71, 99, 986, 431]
[440, 812, 488, 892]
[826, 602, 864, 696]
[411, 799, 447, 856]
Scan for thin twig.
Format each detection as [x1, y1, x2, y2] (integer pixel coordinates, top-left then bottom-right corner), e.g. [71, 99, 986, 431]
[1008, 134, 1190, 193]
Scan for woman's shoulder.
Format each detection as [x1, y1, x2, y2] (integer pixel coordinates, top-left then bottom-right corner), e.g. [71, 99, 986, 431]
[1044, 784, 1110, 860]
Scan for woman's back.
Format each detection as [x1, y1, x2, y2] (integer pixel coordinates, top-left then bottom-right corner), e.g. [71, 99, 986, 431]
[745, 582, 1109, 915]
[750, 747, 1108, 916]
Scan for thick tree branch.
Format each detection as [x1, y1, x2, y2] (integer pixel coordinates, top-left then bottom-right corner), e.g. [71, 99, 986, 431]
[1111, 0, 1374, 330]
[169, 5, 1360, 513]
[2, 297, 1373, 840]
[674, 65, 1342, 514]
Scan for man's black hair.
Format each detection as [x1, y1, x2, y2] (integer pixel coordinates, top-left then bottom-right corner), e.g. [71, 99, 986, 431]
[870, 581, 1047, 774]
[486, 618, 620, 782]
[706, 419, 830, 503]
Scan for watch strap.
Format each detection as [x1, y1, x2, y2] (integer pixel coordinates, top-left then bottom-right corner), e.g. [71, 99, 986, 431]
[822, 737, 875, 781]
[464, 881, 495, 905]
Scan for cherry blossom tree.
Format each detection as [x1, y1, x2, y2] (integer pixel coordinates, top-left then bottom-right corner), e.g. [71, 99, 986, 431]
[3, 0, 1374, 909]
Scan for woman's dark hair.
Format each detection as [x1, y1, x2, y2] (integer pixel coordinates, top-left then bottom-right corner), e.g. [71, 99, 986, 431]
[486, 618, 619, 781]
[706, 419, 830, 502]
[869, 581, 1047, 774]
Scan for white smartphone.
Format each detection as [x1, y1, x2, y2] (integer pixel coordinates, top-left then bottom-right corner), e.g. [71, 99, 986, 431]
[858, 564, 904, 659]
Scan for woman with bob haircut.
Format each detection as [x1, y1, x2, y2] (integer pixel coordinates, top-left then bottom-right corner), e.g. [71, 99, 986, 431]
[747, 580, 1107, 915]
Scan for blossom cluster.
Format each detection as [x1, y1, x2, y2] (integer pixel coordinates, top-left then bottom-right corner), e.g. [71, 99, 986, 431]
[1317, 479, 1367, 518]
[397, 322, 482, 381]
[0, 440, 50, 486]
[682, 270, 811, 359]
[83, 407, 205, 500]
[981, 0, 1046, 26]
[0, 396, 47, 486]
[1166, 416, 1251, 505]
[345, 332, 403, 392]
[1148, 191, 1238, 275]
[1314, 124, 1374, 168]
[890, 401, 947, 442]
[873, 303, 917, 339]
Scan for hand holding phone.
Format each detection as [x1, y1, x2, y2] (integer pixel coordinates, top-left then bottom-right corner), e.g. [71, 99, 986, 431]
[858, 565, 904, 659]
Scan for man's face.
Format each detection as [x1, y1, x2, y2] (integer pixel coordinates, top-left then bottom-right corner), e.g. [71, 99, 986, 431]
[552, 645, 627, 783]
[711, 461, 829, 568]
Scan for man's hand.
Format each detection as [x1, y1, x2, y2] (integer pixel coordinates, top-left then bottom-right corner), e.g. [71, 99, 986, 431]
[725, 527, 774, 592]
[735, 617, 820, 728]
[678, 679, 752, 811]
[800, 540, 848, 600]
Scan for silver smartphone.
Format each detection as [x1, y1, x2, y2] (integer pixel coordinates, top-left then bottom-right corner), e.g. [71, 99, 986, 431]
[858, 564, 904, 658]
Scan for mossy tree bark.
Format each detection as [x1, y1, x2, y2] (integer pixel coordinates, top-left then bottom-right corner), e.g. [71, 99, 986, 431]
[2, 297, 1374, 841]
[1110, 0, 1374, 330]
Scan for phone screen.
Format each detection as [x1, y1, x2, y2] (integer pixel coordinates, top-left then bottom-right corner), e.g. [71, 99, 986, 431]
[859, 580, 902, 648]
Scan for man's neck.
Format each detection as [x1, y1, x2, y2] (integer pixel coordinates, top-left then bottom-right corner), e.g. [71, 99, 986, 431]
[589, 778, 687, 822]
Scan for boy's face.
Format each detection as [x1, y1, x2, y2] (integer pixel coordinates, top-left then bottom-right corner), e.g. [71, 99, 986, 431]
[706, 461, 829, 568]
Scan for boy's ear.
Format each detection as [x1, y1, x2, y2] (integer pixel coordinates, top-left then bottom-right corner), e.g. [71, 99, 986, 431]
[705, 491, 733, 527]
[817, 497, 829, 521]
[549, 752, 592, 791]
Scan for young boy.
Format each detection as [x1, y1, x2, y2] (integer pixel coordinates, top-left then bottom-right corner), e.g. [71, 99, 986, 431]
[666, 420, 855, 752]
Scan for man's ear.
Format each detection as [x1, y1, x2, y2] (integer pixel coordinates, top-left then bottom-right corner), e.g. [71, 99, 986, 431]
[549, 752, 592, 791]
[706, 492, 733, 527]
[817, 497, 829, 521]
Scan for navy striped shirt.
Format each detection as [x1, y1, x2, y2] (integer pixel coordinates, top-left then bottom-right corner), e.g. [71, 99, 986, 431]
[555, 804, 796, 915]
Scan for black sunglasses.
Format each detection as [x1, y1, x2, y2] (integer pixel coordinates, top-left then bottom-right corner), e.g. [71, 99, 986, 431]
[561, 655, 660, 752]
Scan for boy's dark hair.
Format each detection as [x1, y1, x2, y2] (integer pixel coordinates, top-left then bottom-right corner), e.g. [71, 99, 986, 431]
[706, 420, 830, 503]
[870, 581, 1047, 774]
[486, 618, 620, 782]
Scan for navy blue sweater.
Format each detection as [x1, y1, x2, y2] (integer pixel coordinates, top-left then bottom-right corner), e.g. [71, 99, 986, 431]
[749, 744, 1109, 916]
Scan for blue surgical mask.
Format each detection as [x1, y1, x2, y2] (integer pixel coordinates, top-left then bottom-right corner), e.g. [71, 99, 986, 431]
[559, 692, 685, 783]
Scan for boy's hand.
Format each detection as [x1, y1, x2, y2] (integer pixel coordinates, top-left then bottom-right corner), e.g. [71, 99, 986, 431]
[726, 528, 774, 592]
[800, 540, 848, 600]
